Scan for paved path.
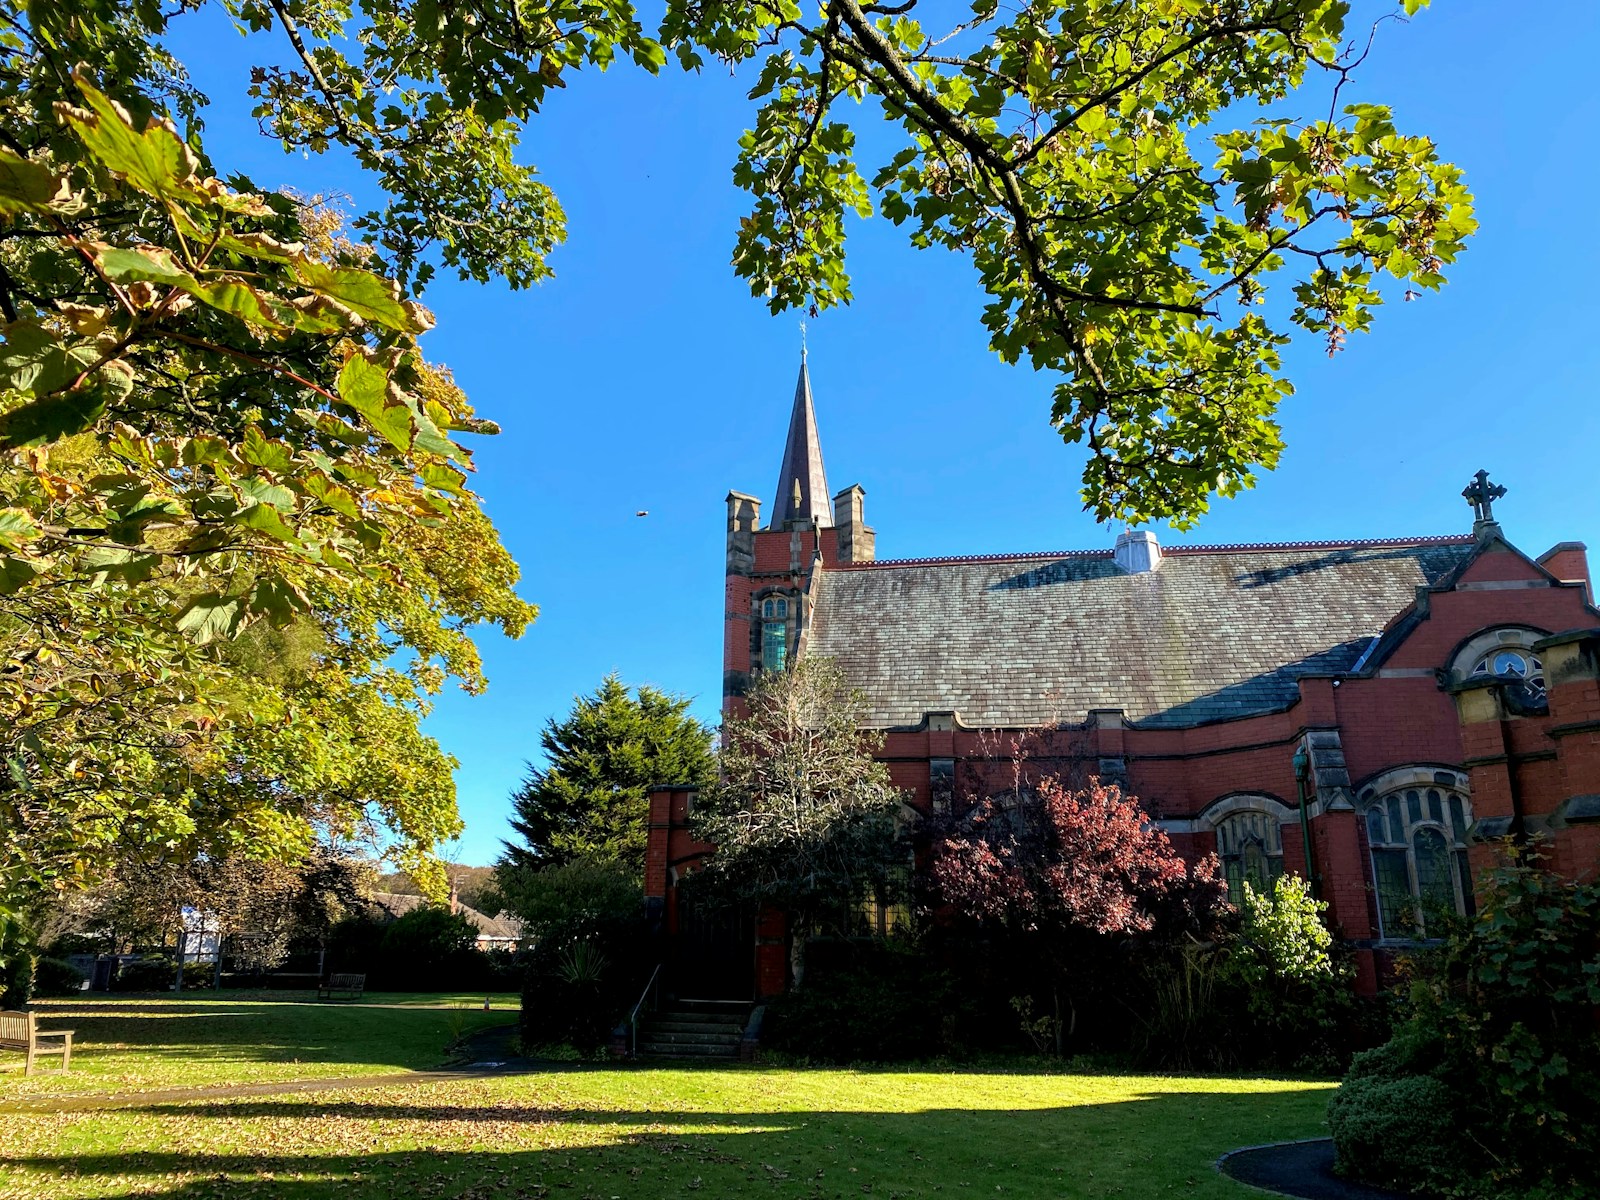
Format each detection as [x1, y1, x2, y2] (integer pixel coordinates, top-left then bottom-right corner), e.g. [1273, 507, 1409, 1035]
[1218, 1139, 1412, 1200]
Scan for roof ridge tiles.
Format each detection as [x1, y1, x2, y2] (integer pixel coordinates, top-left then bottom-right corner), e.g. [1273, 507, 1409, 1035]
[832, 534, 1475, 571]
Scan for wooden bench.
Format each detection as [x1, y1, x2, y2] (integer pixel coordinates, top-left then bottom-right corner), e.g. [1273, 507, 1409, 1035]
[316, 972, 366, 1001]
[0, 1010, 75, 1075]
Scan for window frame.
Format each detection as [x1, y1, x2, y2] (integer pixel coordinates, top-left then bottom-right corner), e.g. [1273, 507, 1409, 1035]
[757, 592, 792, 673]
[1362, 783, 1475, 941]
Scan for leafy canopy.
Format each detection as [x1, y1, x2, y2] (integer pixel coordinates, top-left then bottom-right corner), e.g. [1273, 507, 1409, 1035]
[682, 0, 1472, 524]
[500, 675, 716, 879]
[16, 0, 1471, 527]
[0, 14, 534, 937]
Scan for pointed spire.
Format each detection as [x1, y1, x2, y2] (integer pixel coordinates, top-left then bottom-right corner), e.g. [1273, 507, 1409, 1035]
[769, 355, 833, 529]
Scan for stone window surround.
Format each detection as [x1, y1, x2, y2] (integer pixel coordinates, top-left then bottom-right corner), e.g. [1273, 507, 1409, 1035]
[1446, 625, 1550, 689]
[752, 586, 797, 675]
[1355, 766, 1474, 943]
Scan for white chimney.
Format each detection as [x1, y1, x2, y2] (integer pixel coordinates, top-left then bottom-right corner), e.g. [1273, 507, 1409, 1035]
[1114, 529, 1162, 574]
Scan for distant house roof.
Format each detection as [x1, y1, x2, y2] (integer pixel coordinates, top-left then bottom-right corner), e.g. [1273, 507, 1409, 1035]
[806, 536, 1479, 729]
[369, 892, 523, 943]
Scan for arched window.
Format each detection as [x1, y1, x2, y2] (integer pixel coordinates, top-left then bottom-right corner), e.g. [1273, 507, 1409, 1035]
[1215, 810, 1284, 905]
[760, 595, 789, 672]
[1451, 627, 1548, 711]
[1468, 647, 1545, 705]
[1364, 784, 1474, 939]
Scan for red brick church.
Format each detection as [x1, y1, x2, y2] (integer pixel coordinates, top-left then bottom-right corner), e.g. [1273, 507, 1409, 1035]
[647, 359, 1600, 998]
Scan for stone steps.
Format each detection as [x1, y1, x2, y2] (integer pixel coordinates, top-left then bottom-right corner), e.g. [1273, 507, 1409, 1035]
[636, 1000, 752, 1061]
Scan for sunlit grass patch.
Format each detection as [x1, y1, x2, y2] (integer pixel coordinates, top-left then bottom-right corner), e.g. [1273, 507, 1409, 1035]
[0, 1065, 1334, 1199]
[0, 994, 513, 1098]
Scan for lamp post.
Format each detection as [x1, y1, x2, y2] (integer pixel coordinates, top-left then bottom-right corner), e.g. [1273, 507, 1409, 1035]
[1292, 744, 1319, 898]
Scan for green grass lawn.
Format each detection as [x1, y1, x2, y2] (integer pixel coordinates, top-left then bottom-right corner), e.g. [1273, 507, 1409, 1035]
[0, 993, 517, 1097]
[0, 1064, 1334, 1199]
[0, 997, 1335, 1199]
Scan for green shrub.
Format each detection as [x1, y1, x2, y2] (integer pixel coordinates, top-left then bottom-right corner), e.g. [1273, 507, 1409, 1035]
[1221, 875, 1367, 1073]
[114, 956, 176, 992]
[31, 957, 88, 995]
[1135, 876, 1380, 1074]
[512, 859, 649, 1053]
[763, 940, 963, 1063]
[1329, 857, 1600, 1199]
[1327, 1050, 1462, 1195]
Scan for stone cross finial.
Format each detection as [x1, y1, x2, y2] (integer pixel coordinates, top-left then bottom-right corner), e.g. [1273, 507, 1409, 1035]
[1462, 469, 1507, 523]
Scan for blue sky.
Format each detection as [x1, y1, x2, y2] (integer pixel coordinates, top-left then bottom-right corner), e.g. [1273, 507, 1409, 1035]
[165, 1, 1600, 865]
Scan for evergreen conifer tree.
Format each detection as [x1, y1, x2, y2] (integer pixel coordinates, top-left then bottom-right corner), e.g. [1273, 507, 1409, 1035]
[501, 676, 715, 879]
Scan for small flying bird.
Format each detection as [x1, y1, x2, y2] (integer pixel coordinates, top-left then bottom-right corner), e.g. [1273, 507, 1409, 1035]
[636, 510, 649, 517]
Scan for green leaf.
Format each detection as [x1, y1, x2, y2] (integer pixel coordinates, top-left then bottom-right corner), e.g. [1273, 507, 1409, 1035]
[233, 502, 299, 543]
[249, 573, 311, 625]
[0, 319, 102, 400]
[58, 75, 202, 204]
[420, 462, 467, 495]
[303, 472, 361, 520]
[337, 352, 412, 452]
[175, 593, 244, 644]
[236, 476, 295, 512]
[0, 149, 77, 215]
[294, 260, 432, 335]
[0, 556, 38, 594]
[0, 507, 40, 549]
[92, 243, 196, 288]
[93, 244, 288, 330]
[0, 388, 107, 449]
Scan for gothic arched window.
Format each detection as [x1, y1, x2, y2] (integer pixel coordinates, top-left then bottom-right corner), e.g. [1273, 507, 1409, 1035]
[1215, 810, 1284, 905]
[760, 595, 789, 672]
[1364, 784, 1474, 939]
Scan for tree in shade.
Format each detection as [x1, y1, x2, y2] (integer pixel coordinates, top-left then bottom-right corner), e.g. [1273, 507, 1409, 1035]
[930, 775, 1227, 1052]
[688, 657, 905, 987]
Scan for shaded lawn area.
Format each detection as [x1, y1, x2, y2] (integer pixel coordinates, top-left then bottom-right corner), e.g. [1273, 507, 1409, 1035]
[0, 994, 517, 1097]
[0, 1065, 1335, 1199]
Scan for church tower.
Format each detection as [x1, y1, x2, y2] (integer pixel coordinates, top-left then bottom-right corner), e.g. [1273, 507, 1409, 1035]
[723, 356, 874, 714]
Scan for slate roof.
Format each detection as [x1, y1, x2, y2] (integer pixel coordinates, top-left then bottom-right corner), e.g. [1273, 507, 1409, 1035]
[370, 892, 524, 943]
[806, 537, 1479, 729]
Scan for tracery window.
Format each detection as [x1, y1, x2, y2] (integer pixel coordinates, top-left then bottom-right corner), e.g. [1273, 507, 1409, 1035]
[760, 595, 789, 672]
[1452, 627, 1548, 712]
[1469, 647, 1545, 705]
[1215, 810, 1284, 905]
[1365, 785, 1474, 939]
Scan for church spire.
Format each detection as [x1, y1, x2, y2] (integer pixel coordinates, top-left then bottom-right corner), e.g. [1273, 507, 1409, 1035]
[769, 354, 833, 529]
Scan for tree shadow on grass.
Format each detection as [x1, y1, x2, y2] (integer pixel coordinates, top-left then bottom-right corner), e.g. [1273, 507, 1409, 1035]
[6, 1086, 1333, 1199]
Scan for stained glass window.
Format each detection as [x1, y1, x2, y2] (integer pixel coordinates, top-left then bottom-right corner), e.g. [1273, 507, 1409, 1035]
[1215, 810, 1284, 905]
[761, 620, 787, 672]
[1365, 785, 1474, 939]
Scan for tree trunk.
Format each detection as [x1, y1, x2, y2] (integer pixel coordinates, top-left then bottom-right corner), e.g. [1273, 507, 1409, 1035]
[1052, 985, 1063, 1057]
[790, 926, 809, 990]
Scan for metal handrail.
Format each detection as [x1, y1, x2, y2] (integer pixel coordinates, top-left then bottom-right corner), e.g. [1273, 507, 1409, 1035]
[627, 963, 662, 1058]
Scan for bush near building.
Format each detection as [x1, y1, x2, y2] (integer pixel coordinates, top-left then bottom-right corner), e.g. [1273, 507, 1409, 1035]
[1328, 857, 1600, 1200]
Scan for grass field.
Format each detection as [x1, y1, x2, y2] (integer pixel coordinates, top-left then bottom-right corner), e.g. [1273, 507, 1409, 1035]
[0, 996, 1335, 1199]
[0, 1064, 1333, 1199]
[0, 993, 517, 1097]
